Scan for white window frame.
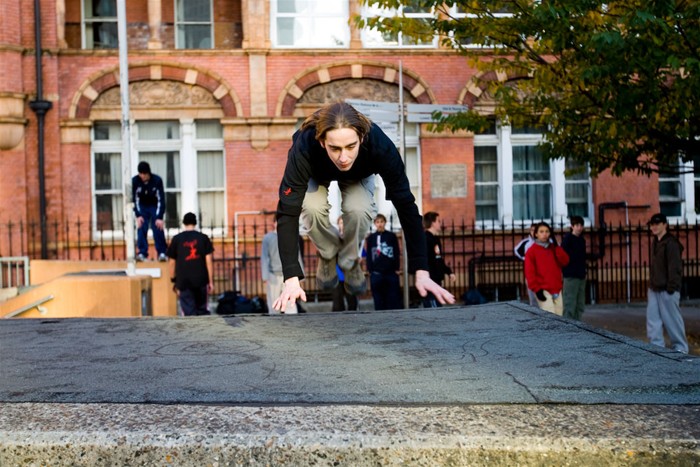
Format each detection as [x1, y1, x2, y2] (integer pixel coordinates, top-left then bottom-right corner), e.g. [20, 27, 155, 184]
[175, 0, 214, 50]
[270, 0, 349, 48]
[91, 122, 124, 238]
[82, 0, 118, 49]
[361, 3, 437, 48]
[449, 5, 513, 49]
[90, 119, 227, 238]
[563, 160, 593, 221]
[193, 120, 227, 236]
[474, 123, 592, 228]
[473, 139, 500, 223]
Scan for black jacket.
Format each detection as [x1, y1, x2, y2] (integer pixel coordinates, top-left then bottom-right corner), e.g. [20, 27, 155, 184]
[561, 232, 586, 279]
[365, 229, 400, 274]
[276, 123, 427, 280]
[650, 232, 684, 293]
[426, 231, 452, 284]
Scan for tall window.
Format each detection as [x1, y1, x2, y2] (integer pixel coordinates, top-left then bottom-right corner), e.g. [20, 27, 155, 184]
[512, 145, 551, 220]
[175, 0, 213, 49]
[91, 120, 226, 235]
[92, 122, 123, 230]
[195, 121, 226, 227]
[271, 0, 349, 48]
[474, 146, 499, 221]
[362, 1, 436, 48]
[659, 164, 683, 218]
[450, 4, 513, 49]
[82, 0, 118, 49]
[565, 160, 591, 218]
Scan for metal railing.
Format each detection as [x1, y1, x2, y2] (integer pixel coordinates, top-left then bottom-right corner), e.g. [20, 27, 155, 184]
[0, 256, 29, 289]
[2, 217, 700, 304]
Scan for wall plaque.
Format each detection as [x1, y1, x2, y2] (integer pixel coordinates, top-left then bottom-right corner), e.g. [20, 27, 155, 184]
[430, 164, 467, 198]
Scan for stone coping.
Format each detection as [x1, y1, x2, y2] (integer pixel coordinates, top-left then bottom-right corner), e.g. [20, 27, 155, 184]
[1, 403, 699, 466]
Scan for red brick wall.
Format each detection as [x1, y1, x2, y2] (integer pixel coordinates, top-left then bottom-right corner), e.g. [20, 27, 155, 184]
[593, 171, 658, 226]
[420, 135, 475, 222]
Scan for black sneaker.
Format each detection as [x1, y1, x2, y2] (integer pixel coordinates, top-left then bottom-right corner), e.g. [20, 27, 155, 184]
[316, 255, 339, 290]
[343, 260, 367, 295]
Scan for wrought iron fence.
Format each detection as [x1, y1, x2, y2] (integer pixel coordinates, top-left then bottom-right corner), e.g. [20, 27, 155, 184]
[2, 217, 700, 305]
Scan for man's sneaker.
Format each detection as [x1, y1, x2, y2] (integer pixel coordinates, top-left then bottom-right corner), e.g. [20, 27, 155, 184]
[135, 253, 147, 262]
[343, 260, 367, 295]
[158, 253, 168, 262]
[316, 255, 339, 290]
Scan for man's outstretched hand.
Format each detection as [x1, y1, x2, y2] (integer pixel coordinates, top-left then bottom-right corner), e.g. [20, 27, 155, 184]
[273, 276, 307, 312]
[414, 270, 456, 305]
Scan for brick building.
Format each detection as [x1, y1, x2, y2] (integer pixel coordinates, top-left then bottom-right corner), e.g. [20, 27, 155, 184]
[0, 0, 691, 259]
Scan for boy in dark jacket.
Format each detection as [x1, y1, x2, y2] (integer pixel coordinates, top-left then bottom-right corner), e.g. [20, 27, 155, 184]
[365, 214, 402, 310]
[646, 213, 688, 353]
[561, 215, 587, 320]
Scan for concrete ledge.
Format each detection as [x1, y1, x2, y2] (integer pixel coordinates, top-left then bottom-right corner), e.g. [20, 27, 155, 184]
[1, 403, 699, 466]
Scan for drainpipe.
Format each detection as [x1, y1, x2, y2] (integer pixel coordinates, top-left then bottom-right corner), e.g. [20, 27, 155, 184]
[28, 0, 53, 259]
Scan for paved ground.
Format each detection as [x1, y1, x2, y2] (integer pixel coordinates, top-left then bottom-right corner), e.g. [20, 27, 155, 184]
[581, 302, 700, 355]
[2, 302, 699, 465]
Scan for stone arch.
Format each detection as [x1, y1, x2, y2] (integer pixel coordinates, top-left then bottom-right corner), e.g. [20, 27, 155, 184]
[275, 60, 437, 117]
[458, 70, 521, 110]
[69, 61, 244, 119]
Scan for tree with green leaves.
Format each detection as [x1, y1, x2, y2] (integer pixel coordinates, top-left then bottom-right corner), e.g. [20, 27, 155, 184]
[356, 1, 700, 176]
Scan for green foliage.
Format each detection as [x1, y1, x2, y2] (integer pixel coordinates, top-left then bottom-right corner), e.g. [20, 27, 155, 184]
[355, 0, 700, 176]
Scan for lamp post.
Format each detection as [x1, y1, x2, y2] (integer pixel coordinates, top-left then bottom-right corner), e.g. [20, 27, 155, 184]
[117, 0, 135, 275]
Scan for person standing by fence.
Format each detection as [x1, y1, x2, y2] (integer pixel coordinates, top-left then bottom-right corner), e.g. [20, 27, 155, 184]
[515, 223, 538, 306]
[167, 213, 214, 316]
[365, 213, 402, 310]
[646, 213, 689, 353]
[423, 212, 456, 308]
[524, 222, 569, 316]
[561, 216, 587, 320]
[261, 219, 298, 315]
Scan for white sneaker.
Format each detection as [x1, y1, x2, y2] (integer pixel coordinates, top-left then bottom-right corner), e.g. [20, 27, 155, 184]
[136, 253, 146, 262]
[158, 253, 168, 262]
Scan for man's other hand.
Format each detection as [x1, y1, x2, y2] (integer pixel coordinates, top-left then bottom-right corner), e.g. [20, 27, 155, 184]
[273, 277, 307, 312]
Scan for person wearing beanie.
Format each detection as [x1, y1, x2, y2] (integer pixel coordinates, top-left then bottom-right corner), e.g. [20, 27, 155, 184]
[524, 222, 570, 315]
[132, 161, 167, 261]
[166, 212, 214, 316]
[646, 213, 688, 353]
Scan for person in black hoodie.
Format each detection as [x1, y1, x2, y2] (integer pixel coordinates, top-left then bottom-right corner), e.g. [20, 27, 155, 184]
[272, 102, 454, 312]
[646, 213, 688, 353]
[423, 211, 455, 308]
[365, 214, 402, 310]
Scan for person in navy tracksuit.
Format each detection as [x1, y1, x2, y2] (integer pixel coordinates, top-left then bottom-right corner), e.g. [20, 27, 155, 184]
[132, 161, 167, 261]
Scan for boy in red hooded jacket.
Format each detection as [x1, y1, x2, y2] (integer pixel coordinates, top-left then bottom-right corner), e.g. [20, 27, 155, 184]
[525, 222, 569, 315]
